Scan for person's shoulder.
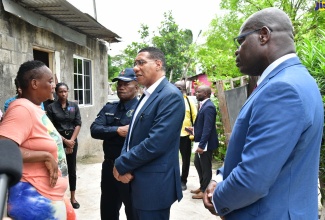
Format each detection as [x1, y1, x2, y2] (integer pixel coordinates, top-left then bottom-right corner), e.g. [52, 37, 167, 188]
[47, 100, 56, 107]
[47, 100, 60, 109]
[164, 82, 182, 94]
[106, 101, 119, 105]
[102, 101, 119, 109]
[9, 98, 38, 111]
[4, 96, 17, 104]
[68, 100, 79, 106]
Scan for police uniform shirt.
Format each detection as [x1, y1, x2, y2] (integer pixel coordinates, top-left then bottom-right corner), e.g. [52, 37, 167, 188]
[90, 97, 138, 160]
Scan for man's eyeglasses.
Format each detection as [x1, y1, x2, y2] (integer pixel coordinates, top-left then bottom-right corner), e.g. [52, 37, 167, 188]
[133, 60, 148, 67]
[233, 27, 273, 48]
[134, 59, 158, 67]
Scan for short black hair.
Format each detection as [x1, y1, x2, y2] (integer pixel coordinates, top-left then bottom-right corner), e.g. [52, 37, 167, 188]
[16, 60, 46, 90]
[14, 77, 20, 94]
[138, 47, 166, 71]
[55, 82, 69, 93]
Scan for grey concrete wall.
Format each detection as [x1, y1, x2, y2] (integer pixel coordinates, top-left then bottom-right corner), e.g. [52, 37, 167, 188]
[0, 4, 107, 159]
[224, 85, 247, 129]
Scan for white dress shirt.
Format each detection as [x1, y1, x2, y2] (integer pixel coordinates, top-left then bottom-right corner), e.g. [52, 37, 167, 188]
[127, 76, 165, 151]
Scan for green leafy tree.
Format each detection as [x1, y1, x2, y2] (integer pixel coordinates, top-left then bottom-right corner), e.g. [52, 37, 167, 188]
[196, 11, 243, 81]
[109, 24, 150, 73]
[152, 11, 193, 82]
[122, 24, 150, 67]
[110, 11, 194, 83]
[198, 1, 317, 82]
[107, 54, 120, 81]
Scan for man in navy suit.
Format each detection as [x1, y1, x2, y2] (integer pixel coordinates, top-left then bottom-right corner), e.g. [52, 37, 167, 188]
[113, 47, 185, 220]
[190, 85, 219, 199]
[203, 8, 324, 220]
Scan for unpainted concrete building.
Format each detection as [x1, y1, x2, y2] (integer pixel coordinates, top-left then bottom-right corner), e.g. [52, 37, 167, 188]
[0, 0, 120, 157]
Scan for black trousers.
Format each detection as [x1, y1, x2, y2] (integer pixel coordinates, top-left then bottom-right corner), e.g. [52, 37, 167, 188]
[65, 143, 78, 191]
[194, 150, 213, 192]
[101, 160, 134, 220]
[179, 135, 192, 184]
[61, 131, 78, 191]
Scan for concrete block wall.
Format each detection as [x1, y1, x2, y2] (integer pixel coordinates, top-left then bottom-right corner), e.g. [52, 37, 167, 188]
[0, 4, 108, 159]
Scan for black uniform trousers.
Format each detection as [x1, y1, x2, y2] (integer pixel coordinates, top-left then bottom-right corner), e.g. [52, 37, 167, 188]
[101, 159, 134, 220]
[179, 135, 192, 184]
[194, 149, 213, 192]
[61, 130, 78, 191]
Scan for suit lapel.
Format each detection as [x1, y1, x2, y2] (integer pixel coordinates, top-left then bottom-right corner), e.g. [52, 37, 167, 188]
[195, 99, 211, 125]
[199, 99, 210, 112]
[242, 57, 302, 108]
[130, 78, 168, 137]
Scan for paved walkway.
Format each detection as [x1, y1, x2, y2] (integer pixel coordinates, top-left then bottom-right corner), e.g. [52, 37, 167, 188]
[71, 155, 221, 220]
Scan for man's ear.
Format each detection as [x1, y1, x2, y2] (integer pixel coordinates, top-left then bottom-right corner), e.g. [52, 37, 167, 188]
[259, 26, 272, 46]
[155, 59, 163, 70]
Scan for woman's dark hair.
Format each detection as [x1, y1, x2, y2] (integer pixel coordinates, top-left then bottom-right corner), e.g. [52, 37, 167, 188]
[55, 82, 69, 93]
[16, 60, 46, 90]
[14, 77, 20, 94]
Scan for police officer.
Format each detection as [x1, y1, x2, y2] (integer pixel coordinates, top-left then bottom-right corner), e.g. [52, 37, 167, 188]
[90, 68, 138, 220]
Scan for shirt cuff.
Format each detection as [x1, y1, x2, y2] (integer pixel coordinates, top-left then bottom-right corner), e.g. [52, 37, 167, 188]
[212, 195, 219, 214]
[211, 173, 223, 214]
[212, 173, 223, 183]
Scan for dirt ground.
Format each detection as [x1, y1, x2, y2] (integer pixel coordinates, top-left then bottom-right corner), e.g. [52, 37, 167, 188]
[70, 152, 222, 220]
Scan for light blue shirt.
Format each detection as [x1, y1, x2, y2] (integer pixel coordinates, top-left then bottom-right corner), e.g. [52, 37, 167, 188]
[4, 96, 45, 112]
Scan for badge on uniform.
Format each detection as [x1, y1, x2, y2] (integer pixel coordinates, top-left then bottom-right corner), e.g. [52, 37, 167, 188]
[126, 109, 134, 117]
[68, 107, 75, 112]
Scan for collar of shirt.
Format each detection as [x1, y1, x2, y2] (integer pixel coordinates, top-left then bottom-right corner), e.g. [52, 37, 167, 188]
[123, 96, 138, 110]
[54, 100, 70, 108]
[143, 76, 165, 97]
[199, 98, 210, 107]
[257, 53, 297, 86]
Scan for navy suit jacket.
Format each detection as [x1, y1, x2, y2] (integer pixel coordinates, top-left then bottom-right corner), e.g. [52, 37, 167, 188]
[115, 78, 185, 210]
[194, 99, 219, 151]
[213, 57, 324, 219]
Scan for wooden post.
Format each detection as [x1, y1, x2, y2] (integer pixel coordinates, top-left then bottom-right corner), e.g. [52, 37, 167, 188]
[216, 80, 232, 146]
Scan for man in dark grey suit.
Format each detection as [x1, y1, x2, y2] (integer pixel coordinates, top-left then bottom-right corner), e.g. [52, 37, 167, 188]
[113, 47, 185, 220]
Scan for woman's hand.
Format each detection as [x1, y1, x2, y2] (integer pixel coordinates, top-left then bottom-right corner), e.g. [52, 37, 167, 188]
[63, 138, 75, 149]
[44, 152, 59, 187]
[65, 148, 73, 154]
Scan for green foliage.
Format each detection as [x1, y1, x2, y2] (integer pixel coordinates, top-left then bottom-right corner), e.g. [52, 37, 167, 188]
[152, 11, 194, 82]
[211, 95, 227, 162]
[110, 11, 194, 83]
[196, 12, 243, 80]
[107, 54, 120, 81]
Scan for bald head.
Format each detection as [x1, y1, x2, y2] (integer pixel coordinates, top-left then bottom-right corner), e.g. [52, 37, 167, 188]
[200, 85, 211, 95]
[174, 81, 186, 93]
[234, 8, 296, 76]
[196, 85, 211, 101]
[242, 7, 295, 55]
